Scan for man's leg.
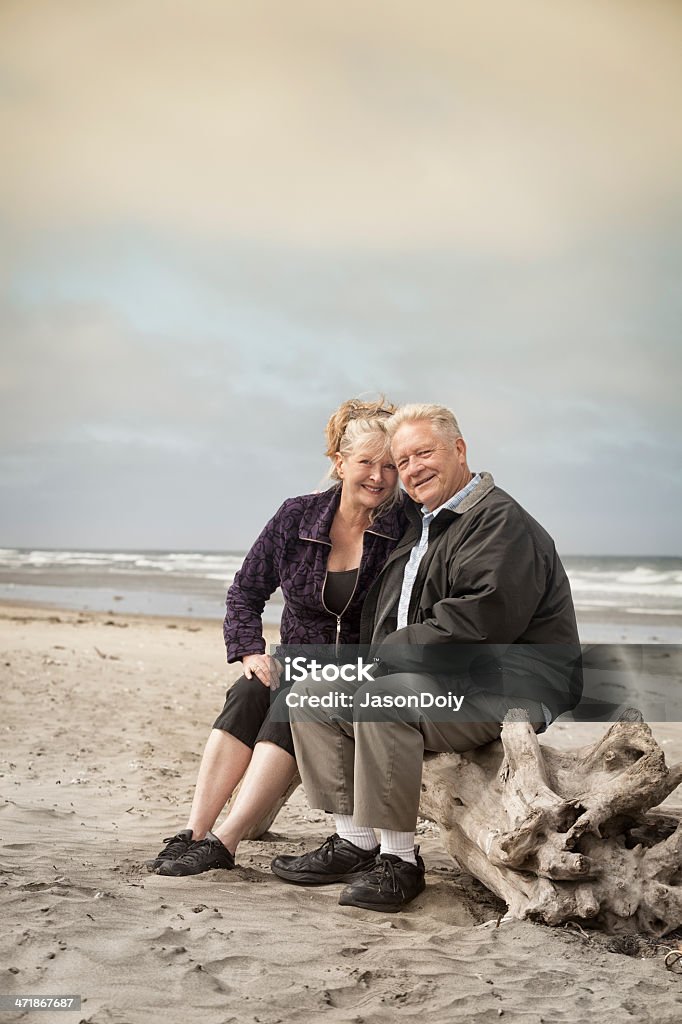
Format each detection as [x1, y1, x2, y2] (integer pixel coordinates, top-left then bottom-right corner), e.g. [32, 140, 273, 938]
[286, 675, 357, 816]
[352, 674, 509, 832]
[270, 676, 379, 884]
[338, 674, 540, 912]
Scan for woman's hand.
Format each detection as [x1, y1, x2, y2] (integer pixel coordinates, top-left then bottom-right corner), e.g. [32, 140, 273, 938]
[242, 653, 282, 689]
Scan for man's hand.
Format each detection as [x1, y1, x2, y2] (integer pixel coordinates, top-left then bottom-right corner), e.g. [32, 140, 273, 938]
[242, 653, 282, 689]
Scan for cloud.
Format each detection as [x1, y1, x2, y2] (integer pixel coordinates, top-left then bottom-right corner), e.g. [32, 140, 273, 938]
[1, 0, 682, 250]
[1, 1, 680, 551]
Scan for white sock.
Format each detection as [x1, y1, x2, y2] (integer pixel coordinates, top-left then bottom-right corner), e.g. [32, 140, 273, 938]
[335, 814, 378, 851]
[380, 829, 417, 864]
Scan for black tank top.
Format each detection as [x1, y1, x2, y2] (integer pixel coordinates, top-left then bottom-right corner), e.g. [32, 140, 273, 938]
[323, 568, 359, 616]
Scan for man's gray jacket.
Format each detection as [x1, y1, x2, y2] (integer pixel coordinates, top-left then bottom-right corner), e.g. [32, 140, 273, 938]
[358, 473, 582, 719]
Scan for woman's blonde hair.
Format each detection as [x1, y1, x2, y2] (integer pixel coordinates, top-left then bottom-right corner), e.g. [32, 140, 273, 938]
[325, 396, 397, 470]
[324, 396, 400, 518]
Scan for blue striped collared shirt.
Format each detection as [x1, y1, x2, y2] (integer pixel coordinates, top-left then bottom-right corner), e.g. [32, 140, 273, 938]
[397, 473, 482, 629]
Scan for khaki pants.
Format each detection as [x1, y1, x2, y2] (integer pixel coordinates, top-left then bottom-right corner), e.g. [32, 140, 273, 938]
[287, 672, 544, 832]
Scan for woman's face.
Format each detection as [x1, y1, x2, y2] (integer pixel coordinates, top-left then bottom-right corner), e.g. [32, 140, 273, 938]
[335, 439, 399, 511]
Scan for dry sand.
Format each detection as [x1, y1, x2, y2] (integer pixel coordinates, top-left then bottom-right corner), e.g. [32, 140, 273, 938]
[1, 603, 681, 1024]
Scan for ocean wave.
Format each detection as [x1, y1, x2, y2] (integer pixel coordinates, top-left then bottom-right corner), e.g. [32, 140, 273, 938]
[1, 550, 680, 617]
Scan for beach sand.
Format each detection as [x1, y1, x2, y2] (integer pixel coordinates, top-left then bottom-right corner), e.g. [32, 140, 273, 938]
[1, 603, 681, 1024]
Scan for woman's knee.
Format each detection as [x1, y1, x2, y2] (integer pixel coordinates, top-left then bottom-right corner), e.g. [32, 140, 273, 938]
[226, 673, 271, 707]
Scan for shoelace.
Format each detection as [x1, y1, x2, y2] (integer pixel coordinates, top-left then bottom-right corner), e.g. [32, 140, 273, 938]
[318, 834, 339, 863]
[177, 838, 223, 867]
[364, 857, 399, 893]
[161, 833, 191, 855]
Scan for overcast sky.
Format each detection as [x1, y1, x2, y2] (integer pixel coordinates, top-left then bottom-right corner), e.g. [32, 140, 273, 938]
[1, 0, 680, 554]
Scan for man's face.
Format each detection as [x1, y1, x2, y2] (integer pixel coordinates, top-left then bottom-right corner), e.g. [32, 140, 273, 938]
[391, 421, 470, 511]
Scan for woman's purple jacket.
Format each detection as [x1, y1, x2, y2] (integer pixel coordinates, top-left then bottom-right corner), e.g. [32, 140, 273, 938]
[223, 485, 406, 663]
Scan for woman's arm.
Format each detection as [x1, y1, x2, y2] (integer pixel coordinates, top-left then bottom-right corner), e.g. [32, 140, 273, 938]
[223, 500, 289, 664]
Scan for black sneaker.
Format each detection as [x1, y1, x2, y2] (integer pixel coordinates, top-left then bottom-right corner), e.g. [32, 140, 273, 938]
[271, 834, 379, 886]
[338, 851, 426, 912]
[146, 829, 194, 871]
[156, 831, 235, 876]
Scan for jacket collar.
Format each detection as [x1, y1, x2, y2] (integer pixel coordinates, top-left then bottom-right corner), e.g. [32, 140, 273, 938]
[455, 471, 495, 513]
[299, 484, 405, 544]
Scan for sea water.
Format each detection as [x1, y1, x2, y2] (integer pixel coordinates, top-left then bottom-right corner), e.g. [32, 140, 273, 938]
[0, 549, 680, 643]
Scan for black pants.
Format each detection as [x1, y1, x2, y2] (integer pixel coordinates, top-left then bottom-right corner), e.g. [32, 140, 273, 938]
[212, 674, 295, 758]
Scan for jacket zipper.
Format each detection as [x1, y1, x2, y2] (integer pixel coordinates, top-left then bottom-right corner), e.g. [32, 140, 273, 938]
[321, 563, 361, 661]
[305, 535, 363, 661]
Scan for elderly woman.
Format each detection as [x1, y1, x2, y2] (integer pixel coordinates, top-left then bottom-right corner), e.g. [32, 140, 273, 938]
[149, 397, 405, 876]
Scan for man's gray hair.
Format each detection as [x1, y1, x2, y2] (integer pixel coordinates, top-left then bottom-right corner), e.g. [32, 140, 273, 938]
[386, 403, 463, 444]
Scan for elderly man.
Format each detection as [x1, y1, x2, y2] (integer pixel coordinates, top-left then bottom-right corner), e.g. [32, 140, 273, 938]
[271, 404, 581, 912]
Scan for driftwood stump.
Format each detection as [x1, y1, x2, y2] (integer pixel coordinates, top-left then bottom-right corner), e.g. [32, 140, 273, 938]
[420, 711, 682, 936]
[237, 714, 681, 936]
